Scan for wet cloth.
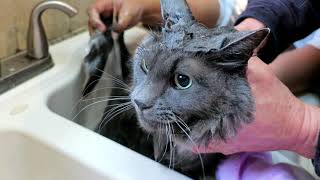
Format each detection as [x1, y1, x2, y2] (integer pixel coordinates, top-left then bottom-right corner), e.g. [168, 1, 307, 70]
[216, 153, 315, 180]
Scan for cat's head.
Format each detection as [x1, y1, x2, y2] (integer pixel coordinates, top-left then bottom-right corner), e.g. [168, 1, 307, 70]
[130, 0, 269, 145]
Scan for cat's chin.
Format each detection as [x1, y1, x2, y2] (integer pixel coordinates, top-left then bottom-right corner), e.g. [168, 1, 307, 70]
[139, 121, 161, 134]
[137, 118, 171, 134]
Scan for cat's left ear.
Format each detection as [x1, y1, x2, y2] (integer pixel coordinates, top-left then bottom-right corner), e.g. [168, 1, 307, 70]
[222, 28, 270, 58]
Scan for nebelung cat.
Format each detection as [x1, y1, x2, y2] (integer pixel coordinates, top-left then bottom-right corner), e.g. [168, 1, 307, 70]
[129, 0, 269, 178]
[92, 0, 269, 178]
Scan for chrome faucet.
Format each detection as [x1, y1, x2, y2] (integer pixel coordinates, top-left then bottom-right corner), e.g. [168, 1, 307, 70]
[27, 1, 78, 60]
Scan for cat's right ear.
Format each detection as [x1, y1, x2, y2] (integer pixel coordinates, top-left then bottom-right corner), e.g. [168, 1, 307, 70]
[160, 0, 194, 31]
[222, 28, 270, 57]
[214, 28, 270, 71]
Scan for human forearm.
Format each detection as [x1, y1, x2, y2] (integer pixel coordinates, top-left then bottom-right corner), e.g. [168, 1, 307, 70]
[270, 46, 320, 93]
[291, 103, 320, 158]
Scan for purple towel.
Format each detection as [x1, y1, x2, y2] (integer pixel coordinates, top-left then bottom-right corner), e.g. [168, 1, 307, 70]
[216, 153, 315, 180]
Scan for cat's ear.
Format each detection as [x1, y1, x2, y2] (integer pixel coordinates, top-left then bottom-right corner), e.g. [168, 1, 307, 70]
[222, 28, 270, 57]
[215, 28, 270, 70]
[160, 0, 194, 31]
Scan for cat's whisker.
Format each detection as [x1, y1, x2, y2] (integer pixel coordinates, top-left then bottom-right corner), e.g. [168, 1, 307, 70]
[171, 118, 205, 179]
[100, 105, 133, 131]
[174, 115, 189, 129]
[146, 133, 151, 141]
[157, 124, 162, 155]
[80, 96, 130, 102]
[71, 97, 130, 117]
[170, 123, 176, 170]
[103, 104, 133, 124]
[90, 74, 130, 90]
[94, 67, 130, 89]
[71, 99, 118, 122]
[174, 115, 191, 132]
[81, 74, 129, 100]
[98, 107, 130, 133]
[158, 124, 169, 163]
[100, 102, 131, 108]
[71, 103, 129, 127]
[166, 122, 172, 168]
[82, 78, 105, 96]
[98, 103, 132, 132]
[101, 102, 131, 121]
[85, 85, 131, 96]
[71, 87, 130, 114]
[99, 103, 133, 130]
[168, 122, 176, 170]
[168, 133, 173, 169]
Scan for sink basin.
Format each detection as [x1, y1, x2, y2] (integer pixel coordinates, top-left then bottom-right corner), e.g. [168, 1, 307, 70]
[0, 131, 106, 180]
[0, 28, 190, 180]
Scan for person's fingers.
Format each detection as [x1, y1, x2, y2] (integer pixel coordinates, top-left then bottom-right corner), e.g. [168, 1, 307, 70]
[113, 3, 143, 32]
[88, 0, 116, 34]
[88, 6, 107, 34]
[192, 140, 237, 155]
[113, 12, 133, 32]
[247, 57, 274, 83]
[234, 18, 266, 31]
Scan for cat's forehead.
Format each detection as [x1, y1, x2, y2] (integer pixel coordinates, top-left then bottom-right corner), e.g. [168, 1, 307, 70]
[146, 50, 206, 78]
[161, 25, 244, 53]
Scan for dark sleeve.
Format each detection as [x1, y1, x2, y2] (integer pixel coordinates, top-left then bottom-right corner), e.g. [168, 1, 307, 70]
[235, 0, 320, 63]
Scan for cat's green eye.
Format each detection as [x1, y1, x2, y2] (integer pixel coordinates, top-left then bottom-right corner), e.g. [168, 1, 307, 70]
[141, 59, 149, 73]
[174, 74, 192, 90]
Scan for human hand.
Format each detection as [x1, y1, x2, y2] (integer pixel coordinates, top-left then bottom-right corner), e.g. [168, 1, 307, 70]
[195, 57, 320, 158]
[235, 18, 266, 31]
[87, 0, 161, 34]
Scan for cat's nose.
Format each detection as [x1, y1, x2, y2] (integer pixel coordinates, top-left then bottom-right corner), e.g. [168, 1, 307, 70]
[134, 99, 152, 110]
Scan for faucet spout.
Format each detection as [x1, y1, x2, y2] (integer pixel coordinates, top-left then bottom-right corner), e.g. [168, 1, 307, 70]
[27, 1, 78, 60]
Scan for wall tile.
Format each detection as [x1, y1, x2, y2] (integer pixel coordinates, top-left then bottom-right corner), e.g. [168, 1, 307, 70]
[68, 0, 94, 31]
[0, 0, 94, 60]
[0, 0, 18, 59]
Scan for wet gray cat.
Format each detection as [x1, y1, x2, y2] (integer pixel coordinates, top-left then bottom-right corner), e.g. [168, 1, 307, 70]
[92, 0, 269, 178]
[129, 0, 269, 176]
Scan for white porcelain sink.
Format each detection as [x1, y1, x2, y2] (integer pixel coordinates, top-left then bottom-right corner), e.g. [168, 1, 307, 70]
[0, 131, 107, 180]
[0, 28, 190, 180]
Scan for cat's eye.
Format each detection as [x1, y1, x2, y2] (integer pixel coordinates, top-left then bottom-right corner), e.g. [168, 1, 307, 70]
[174, 74, 192, 89]
[141, 58, 149, 73]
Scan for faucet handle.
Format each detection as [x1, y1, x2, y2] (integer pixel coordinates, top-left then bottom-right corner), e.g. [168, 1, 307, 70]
[27, 1, 78, 60]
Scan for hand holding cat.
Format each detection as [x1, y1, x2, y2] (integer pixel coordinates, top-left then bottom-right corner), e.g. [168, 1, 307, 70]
[87, 0, 162, 34]
[195, 57, 320, 159]
[88, 0, 219, 34]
